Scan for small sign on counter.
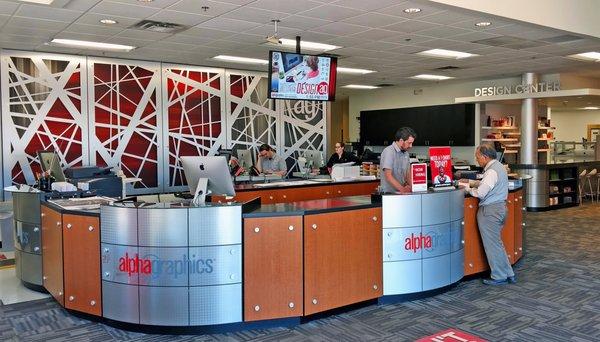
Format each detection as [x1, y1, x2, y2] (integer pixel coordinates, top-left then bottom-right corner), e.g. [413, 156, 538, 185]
[411, 163, 428, 192]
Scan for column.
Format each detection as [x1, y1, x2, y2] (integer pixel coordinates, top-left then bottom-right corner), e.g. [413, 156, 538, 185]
[520, 72, 538, 164]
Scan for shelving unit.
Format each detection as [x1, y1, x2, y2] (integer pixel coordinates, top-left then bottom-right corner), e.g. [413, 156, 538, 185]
[547, 167, 578, 208]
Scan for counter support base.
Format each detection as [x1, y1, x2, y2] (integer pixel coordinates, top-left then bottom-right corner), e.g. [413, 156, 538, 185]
[22, 281, 48, 294]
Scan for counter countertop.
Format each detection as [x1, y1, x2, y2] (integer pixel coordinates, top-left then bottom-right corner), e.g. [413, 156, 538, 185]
[242, 195, 378, 218]
[233, 177, 378, 191]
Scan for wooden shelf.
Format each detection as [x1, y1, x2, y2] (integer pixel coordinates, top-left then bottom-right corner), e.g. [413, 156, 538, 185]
[538, 149, 550, 152]
[504, 150, 519, 154]
[482, 138, 518, 142]
[481, 126, 518, 130]
[538, 126, 556, 130]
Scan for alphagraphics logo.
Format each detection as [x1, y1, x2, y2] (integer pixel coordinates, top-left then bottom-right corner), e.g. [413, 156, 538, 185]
[118, 253, 214, 279]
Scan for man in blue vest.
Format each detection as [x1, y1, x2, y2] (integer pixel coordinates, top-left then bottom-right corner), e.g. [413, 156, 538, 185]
[462, 144, 516, 285]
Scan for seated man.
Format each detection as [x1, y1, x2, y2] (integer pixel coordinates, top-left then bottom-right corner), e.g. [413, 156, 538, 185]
[256, 144, 287, 177]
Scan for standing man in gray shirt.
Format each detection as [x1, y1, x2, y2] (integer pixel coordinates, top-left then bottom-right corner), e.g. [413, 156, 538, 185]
[380, 127, 417, 193]
[461, 143, 515, 286]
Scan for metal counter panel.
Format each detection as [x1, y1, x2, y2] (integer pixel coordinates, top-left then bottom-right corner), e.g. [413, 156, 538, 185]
[139, 286, 189, 326]
[14, 250, 22, 279]
[188, 245, 241, 286]
[101, 244, 140, 285]
[422, 254, 451, 291]
[138, 208, 188, 247]
[383, 227, 422, 262]
[450, 250, 464, 284]
[12, 192, 41, 224]
[383, 260, 422, 295]
[189, 206, 242, 246]
[450, 220, 464, 253]
[449, 190, 465, 221]
[14, 221, 41, 254]
[421, 192, 450, 226]
[19, 251, 42, 285]
[101, 206, 138, 245]
[422, 223, 451, 259]
[138, 247, 188, 287]
[102, 281, 139, 324]
[189, 283, 242, 325]
[382, 194, 421, 228]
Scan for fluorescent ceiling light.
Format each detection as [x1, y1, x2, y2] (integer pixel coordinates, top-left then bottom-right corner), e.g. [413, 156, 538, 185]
[411, 74, 454, 81]
[278, 38, 341, 52]
[342, 84, 380, 89]
[568, 51, 600, 62]
[582, 106, 599, 110]
[50, 39, 135, 51]
[403, 8, 422, 13]
[337, 67, 376, 74]
[475, 21, 491, 27]
[213, 55, 269, 65]
[100, 19, 117, 25]
[417, 48, 478, 59]
[18, 0, 54, 4]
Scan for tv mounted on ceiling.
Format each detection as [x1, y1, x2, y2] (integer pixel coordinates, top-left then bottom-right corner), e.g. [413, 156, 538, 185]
[268, 50, 337, 101]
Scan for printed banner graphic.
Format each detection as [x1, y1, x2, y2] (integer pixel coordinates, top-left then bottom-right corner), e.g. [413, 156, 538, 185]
[429, 147, 453, 187]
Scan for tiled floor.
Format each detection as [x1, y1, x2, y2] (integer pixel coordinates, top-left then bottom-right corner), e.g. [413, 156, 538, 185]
[0, 267, 50, 305]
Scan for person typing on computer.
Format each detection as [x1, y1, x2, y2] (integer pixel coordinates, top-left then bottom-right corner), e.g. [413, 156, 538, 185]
[256, 144, 287, 177]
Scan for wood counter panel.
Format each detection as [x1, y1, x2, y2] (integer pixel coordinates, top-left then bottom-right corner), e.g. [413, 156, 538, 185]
[41, 205, 64, 306]
[303, 207, 382, 316]
[463, 197, 488, 276]
[243, 216, 303, 321]
[63, 214, 101, 316]
[513, 190, 524, 262]
[502, 193, 516, 265]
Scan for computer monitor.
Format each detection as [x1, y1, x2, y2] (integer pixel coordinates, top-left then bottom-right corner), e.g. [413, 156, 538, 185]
[181, 156, 236, 204]
[304, 150, 323, 168]
[217, 149, 233, 163]
[236, 149, 253, 169]
[37, 150, 66, 182]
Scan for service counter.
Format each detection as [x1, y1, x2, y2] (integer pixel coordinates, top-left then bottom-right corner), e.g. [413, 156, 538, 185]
[38, 185, 524, 332]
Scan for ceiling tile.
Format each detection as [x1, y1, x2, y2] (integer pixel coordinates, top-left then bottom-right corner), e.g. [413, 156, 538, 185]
[222, 7, 287, 24]
[325, 36, 371, 47]
[63, 0, 103, 12]
[163, 34, 216, 46]
[383, 20, 437, 33]
[53, 31, 113, 41]
[414, 25, 471, 39]
[418, 10, 474, 25]
[14, 4, 83, 22]
[381, 33, 434, 45]
[0, 41, 40, 50]
[331, 0, 403, 11]
[221, 33, 266, 44]
[0, 33, 50, 43]
[297, 4, 365, 21]
[90, 1, 161, 19]
[341, 13, 406, 28]
[109, 0, 180, 9]
[353, 41, 401, 51]
[313, 22, 368, 36]
[182, 27, 235, 39]
[449, 31, 501, 43]
[244, 24, 301, 37]
[63, 23, 124, 36]
[387, 44, 428, 54]
[115, 29, 172, 40]
[145, 41, 199, 52]
[376, 1, 446, 19]
[75, 13, 140, 28]
[6, 16, 70, 31]
[277, 15, 332, 30]
[450, 17, 514, 31]
[294, 30, 337, 42]
[104, 36, 154, 47]
[249, 0, 323, 14]
[0, 0, 20, 16]
[0, 14, 9, 27]
[147, 10, 211, 26]
[196, 17, 262, 32]
[348, 29, 398, 41]
[168, 0, 240, 16]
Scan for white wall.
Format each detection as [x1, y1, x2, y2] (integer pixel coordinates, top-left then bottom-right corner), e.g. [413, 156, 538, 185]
[552, 110, 600, 142]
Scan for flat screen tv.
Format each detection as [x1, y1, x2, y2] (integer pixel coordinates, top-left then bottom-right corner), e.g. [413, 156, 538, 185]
[268, 51, 337, 101]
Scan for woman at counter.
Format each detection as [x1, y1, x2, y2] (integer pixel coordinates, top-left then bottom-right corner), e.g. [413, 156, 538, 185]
[326, 142, 359, 173]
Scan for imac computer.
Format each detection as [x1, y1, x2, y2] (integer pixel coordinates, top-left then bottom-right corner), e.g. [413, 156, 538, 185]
[236, 149, 254, 169]
[181, 156, 236, 204]
[38, 150, 66, 182]
[303, 150, 323, 169]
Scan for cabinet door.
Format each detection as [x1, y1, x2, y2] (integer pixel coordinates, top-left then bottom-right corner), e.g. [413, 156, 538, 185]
[304, 208, 382, 315]
[513, 190, 524, 262]
[41, 206, 64, 306]
[463, 197, 488, 275]
[243, 216, 303, 321]
[63, 214, 101, 316]
[501, 193, 515, 265]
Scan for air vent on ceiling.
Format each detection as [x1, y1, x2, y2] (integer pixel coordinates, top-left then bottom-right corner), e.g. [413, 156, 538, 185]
[435, 66, 460, 70]
[130, 20, 188, 34]
[472, 36, 548, 49]
[540, 34, 583, 43]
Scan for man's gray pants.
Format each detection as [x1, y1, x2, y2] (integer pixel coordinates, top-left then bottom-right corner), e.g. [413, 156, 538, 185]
[477, 202, 515, 280]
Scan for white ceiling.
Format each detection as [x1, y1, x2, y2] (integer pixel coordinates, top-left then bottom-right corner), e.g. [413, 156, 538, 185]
[0, 0, 599, 87]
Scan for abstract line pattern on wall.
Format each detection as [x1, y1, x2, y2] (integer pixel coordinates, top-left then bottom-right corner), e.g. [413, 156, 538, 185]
[281, 100, 327, 171]
[0, 52, 88, 187]
[226, 71, 278, 154]
[88, 59, 162, 193]
[162, 65, 226, 189]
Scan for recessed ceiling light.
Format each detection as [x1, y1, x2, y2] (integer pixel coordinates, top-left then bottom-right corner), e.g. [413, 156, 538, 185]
[213, 55, 269, 65]
[582, 106, 599, 110]
[337, 67, 376, 74]
[475, 21, 491, 27]
[18, 0, 54, 4]
[403, 8, 422, 13]
[567, 51, 600, 62]
[417, 48, 478, 59]
[278, 38, 341, 52]
[50, 39, 135, 52]
[342, 85, 380, 89]
[410, 74, 454, 81]
[100, 19, 117, 25]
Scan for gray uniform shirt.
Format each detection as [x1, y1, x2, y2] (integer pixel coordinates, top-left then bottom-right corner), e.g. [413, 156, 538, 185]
[259, 152, 287, 173]
[380, 142, 410, 193]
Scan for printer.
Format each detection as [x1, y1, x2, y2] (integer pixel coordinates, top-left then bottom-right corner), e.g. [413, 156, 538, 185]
[65, 166, 122, 198]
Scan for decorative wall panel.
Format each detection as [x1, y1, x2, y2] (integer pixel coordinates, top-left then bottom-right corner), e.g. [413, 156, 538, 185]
[1, 51, 88, 189]
[162, 65, 226, 190]
[225, 71, 278, 156]
[88, 58, 162, 194]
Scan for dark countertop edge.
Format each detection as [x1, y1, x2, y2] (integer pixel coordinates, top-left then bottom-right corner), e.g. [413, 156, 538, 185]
[42, 201, 100, 217]
[510, 161, 600, 169]
[242, 202, 380, 218]
[234, 178, 378, 192]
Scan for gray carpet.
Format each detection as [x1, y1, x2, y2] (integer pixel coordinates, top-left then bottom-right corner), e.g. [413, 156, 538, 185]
[1, 203, 599, 342]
